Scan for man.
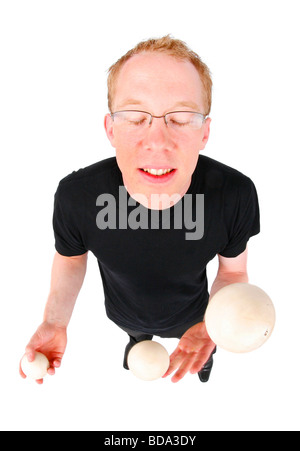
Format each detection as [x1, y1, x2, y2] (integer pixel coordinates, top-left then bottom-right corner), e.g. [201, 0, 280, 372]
[19, 36, 259, 384]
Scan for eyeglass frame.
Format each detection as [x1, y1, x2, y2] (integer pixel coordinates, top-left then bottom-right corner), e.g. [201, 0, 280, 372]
[110, 109, 207, 129]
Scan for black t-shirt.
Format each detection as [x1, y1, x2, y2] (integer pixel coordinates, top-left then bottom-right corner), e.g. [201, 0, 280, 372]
[53, 155, 260, 334]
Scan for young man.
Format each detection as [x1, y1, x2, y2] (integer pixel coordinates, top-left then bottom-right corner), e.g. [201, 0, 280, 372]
[20, 36, 259, 384]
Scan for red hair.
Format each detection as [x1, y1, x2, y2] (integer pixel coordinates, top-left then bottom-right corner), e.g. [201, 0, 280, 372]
[107, 35, 212, 115]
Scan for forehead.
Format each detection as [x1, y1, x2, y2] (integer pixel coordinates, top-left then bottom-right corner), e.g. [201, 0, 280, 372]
[113, 52, 204, 111]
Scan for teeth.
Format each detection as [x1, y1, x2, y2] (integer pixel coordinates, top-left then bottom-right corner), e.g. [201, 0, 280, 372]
[143, 168, 173, 176]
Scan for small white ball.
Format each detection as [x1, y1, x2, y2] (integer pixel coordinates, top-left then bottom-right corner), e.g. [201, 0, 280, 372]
[21, 352, 50, 380]
[128, 340, 170, 381]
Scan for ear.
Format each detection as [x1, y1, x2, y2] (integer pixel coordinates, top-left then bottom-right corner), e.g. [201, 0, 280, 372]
[199, 117, 211, 150]
[104, 113, 116, 147]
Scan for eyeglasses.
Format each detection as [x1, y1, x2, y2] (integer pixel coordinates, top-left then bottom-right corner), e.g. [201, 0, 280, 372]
[110, 110, 207, 131]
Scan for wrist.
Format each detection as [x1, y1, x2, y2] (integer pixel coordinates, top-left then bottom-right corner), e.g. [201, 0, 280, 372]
[43, 292, 73, 329]
[42, 317, 68, 330]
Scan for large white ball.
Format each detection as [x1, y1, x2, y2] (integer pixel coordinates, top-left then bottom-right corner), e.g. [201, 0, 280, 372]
[21, 352, 50, 380]
[128, 340, 170, 381]
[205, 283, 276, 353]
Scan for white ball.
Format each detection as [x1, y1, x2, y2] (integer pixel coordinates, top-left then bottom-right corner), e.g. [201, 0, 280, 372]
[128, 340, 170, 381]
[205, 283, 276, 353]
[21, 352, 50, 380]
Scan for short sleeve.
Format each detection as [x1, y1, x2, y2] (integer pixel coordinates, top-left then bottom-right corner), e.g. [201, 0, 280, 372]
[219, 177, 260, 258]
[53, 182, 87, 257]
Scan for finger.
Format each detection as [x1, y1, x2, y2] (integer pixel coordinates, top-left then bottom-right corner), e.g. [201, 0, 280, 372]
[25, 346, 36, 363]
[19, 359, 27, 379]
[169, 346, 182, 361]
[171, 353, 197, 383]
[162, 358, 182, 377]
[190, 349, 216, 374]
[52, 359, 61, 368]
[189, 350, 210, 374]
[46, 357, 62, 376]
[47, 367, 55, 376]
[35, 378, 44, 385]
[25, 330, 45, 361]
[190, 355, 207, 374]
[162, 351, 184, 377]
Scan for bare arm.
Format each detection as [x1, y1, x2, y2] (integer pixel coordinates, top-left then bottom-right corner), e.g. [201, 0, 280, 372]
[209, 247, 249, 300]
[44, 251, 88, 327]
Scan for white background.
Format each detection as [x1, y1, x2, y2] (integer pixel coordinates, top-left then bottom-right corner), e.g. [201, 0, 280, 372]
[1, 0, 299, 431]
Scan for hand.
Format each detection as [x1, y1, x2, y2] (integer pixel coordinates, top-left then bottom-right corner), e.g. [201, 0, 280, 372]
[162, 322, 216, 383]
[19, 321, 67, 384]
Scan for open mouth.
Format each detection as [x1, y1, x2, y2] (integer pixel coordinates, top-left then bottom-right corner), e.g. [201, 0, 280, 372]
[139, 168, 176, 177]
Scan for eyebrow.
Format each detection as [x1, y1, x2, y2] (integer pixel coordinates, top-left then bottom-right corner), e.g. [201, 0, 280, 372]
[171, 101, 201, 111]
[117, 99, 143, 109]
[116, 99, 201, 112]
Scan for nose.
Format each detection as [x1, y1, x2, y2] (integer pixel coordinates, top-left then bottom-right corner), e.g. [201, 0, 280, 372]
[142, 116, 174, 152]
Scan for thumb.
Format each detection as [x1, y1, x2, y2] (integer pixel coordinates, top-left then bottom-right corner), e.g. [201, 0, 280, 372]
[25, 333, 43, 362]
[25, 345, 36, 363]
